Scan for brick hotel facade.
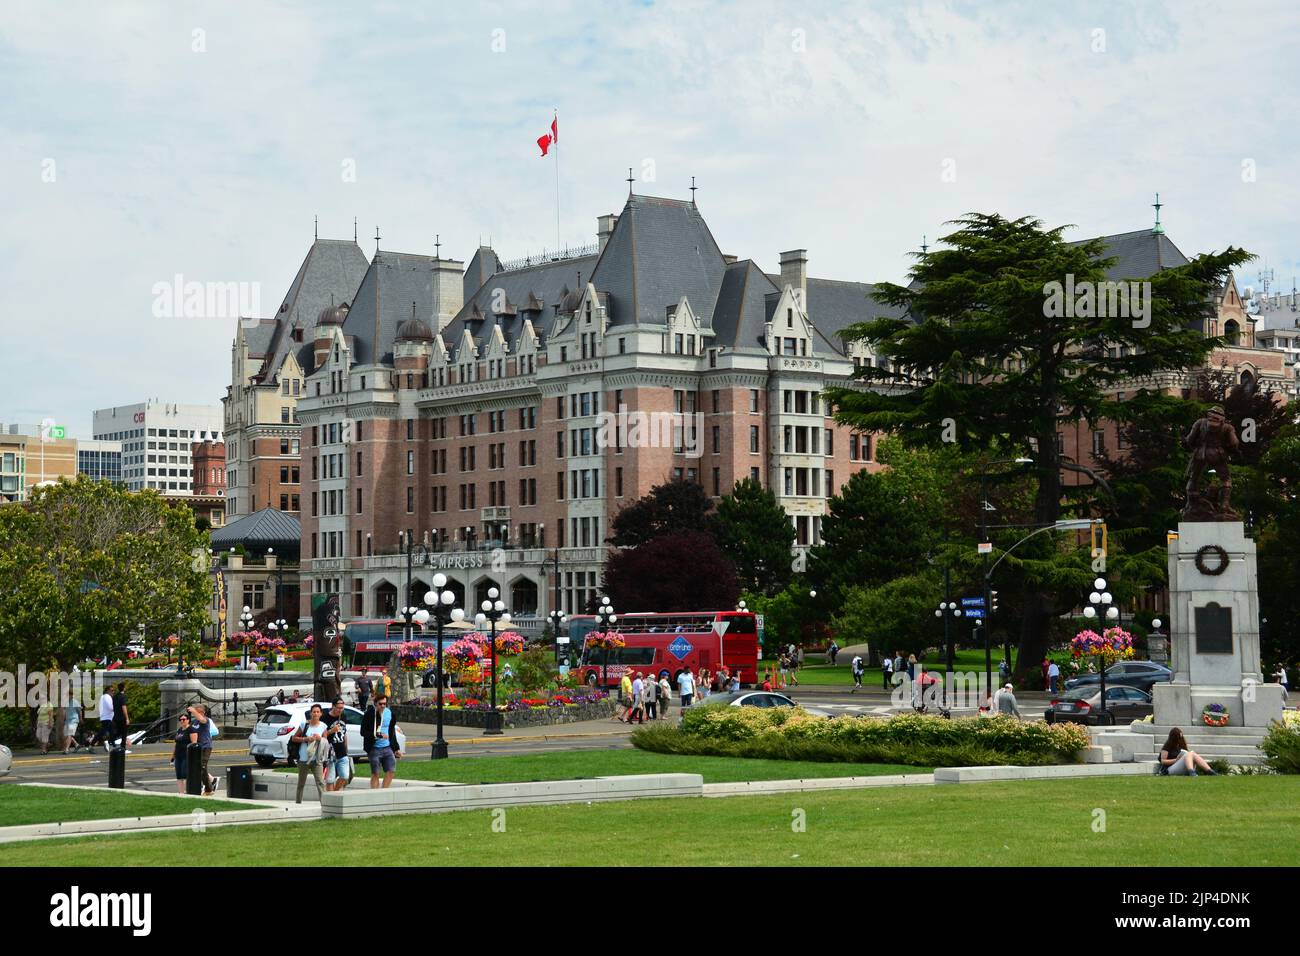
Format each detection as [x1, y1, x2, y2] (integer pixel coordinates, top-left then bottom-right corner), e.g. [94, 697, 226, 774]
[238, 194, 895, 627]
[226, 192, 1282, 630]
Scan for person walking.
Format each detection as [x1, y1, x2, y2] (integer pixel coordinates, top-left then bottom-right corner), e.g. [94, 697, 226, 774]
[35, 700, 54, 754]
[169, 713, 191, 793]
[698, 668, 712, 700]
[677, 668, 695, 709]
[995, 683, 1022, 719]
[111, 681, 130, 753]
[62, 689, 83, 754]
[828, 640, 839, 665]
[96, 685, 115, 752]
[629, 672, 646, 724]
[643, 670, 658, 720]
[880, 653, 892, 690]
[892, 651, 905, 682]
[728, 670, 741, 693]
[850, 654, 864, 692]
[658, 673, 672, 718]
[362, 695, 401, 789]
[616, 671, 634, 722]
[1047, 659, 1061, 695]
[322, 697, 352, 791]
[906, 654, 917, 681]
[355, 674, 372, 711]
[291, 703, 329, 803]
[186, 703, 219, 794]
[788, 652, 800, 687]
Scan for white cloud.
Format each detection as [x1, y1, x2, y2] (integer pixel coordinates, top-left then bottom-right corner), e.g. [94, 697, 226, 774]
[1, 0, 1297, 434]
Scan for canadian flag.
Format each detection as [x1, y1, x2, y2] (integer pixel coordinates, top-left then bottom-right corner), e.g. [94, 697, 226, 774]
[537, 116, 558, 157]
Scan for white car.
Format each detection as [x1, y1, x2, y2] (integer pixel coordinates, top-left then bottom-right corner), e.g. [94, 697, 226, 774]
[248, 701, 407, 768]
[0, 744, 11, 777]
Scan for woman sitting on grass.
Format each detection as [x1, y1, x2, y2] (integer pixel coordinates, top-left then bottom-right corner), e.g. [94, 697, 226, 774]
[1159, 728, 1218, 776]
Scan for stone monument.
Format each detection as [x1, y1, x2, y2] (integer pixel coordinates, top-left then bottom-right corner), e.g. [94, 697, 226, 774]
[1154, 408, 1283, 730]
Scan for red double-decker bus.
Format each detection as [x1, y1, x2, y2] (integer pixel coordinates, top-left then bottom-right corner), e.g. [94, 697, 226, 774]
[569, 609, 759, 688]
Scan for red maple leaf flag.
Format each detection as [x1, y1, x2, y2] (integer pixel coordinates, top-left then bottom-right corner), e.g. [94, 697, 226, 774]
[537, 116, 558, 157]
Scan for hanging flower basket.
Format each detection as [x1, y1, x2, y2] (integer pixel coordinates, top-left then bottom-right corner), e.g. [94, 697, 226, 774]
[585, 631, 626, 651]
[398, 640, 436, 672]
[1071, 627, 1134, 666]
[1201, 703, 1230, 727]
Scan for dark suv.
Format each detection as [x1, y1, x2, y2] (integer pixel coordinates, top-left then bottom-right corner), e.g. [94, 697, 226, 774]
[1063, 660, 1172, 694]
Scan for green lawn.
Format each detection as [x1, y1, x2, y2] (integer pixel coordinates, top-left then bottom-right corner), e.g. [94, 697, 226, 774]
[2, 776, 1294, 866]
[0, 786, 249, 828]
[373, 749, 928, 784]
[799, 648, 1021, 686]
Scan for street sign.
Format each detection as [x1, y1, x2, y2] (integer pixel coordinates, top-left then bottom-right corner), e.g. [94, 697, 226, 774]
[977, 542, 993, 554]
[556, 636, 570, 644]
[960, 597, 986, 609]
[712, 620, 730, 637]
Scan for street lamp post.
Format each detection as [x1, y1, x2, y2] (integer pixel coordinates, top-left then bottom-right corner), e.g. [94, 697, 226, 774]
[239, 606, 254, 670]
[935, 568, 962, 708]
[475, 587, 511, 736]
[595, 597, 617, 692]
[416, 573, 464, 760]
[549, 609, 568, 665]
[977, 457, 1034, 691]
[267, 618, 288, 672]
[1082, 575, 1119, 723]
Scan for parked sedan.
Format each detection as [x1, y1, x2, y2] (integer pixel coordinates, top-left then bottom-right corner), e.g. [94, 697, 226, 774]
[696, 691, 836, 718]
[0, 743, 11, 777]
[1045, 685, 1153, 725]
[248, 702, 407, 768]
[1064, 660, 1171, 694]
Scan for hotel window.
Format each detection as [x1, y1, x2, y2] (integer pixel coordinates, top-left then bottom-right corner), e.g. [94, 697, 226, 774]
[712, 468, 721, 496]
[750, 466, 760, 484]
[407, 419, 414, 440]
[281, 407, 290, 423]
[615, 467, 624, 497]
[784, 468, 793, 496]
[750, 426, 760, 453]
[825, 469, 834, 498]
[712, 426, 720, 455]
[280, 438, 289, 454]
[356, 488, 363, 514]
[1092, 431, 1106, 457]
[749, 389, 759, 413]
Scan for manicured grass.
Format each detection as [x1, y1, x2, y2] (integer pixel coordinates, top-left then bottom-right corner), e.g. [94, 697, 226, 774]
[798, 649, 1021, 686]
[0, 786, 249, 828]
[386, 749, 927, 784]
[2, 776, 1295, 866]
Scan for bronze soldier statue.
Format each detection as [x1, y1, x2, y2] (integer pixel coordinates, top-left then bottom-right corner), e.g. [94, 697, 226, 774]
[1182, 405, 1240, 521]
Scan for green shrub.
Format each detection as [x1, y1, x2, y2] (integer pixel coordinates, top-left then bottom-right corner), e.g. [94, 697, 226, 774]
[1260, 720, 1300, 774]
[0, 707, 32, 747]
[119, 680, 160, 725]
[632, 718, 1078, 768]
[674, 706, 1087, 763]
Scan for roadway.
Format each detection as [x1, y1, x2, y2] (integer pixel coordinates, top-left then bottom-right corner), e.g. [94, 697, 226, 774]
[2, 682, 1053, 792]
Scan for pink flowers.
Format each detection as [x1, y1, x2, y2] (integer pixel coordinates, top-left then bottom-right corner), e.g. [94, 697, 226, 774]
[1071, 627, 1134, 664]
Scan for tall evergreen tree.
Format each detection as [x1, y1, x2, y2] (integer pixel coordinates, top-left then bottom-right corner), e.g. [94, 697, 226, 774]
[824, 213, 1250, 681]
[714, 477, 796, 595]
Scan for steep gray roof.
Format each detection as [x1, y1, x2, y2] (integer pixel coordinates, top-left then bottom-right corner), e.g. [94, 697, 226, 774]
[1075, 229, 1189, 280]
[258, 239, 369, 379]
[210, 507, 301, 558]
[713, 260, 779, 352]
[590, 195, 728, 327]
[464, 246, 504, 302]
[243, 319, 279, 358]
[343, 251, 438, 365]
[805, 278, 906, 349]
[445, 253, 599, 355]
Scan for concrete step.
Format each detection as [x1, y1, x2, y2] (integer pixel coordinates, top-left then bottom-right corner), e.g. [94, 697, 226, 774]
[1138, 741, 1264, 756]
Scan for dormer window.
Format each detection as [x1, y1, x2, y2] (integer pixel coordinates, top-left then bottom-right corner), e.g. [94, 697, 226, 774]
[787, 308, 793, 329]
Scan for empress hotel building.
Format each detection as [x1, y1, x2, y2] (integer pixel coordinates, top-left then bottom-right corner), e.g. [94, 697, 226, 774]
[225, 191, 1282, 630]
[226, 192, 895, 628]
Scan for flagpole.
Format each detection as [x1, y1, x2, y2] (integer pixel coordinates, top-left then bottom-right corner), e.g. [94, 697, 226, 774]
[553, 109, 561, 254]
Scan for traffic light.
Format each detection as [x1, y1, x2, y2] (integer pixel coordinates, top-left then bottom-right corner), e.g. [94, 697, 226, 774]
[990, 590, 1000, 616]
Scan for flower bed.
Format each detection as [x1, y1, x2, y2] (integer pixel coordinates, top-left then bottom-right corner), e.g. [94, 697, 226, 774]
[636, 707, 1090, 767]
[391, 694, 614, 728]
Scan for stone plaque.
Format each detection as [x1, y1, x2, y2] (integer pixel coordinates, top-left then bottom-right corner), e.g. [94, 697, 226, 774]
[1194, 602, 1233, 655]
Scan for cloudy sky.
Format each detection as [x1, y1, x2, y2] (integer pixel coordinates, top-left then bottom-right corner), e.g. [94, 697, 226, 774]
[2, 0, 1297, 436]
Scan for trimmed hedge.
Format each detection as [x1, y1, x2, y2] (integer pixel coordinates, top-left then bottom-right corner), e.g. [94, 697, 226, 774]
[639, 707, 1089, 767]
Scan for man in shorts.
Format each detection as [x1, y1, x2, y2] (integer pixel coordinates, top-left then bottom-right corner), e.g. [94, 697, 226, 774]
[322, 696, 352, 791]
[362, 695, 401, 789]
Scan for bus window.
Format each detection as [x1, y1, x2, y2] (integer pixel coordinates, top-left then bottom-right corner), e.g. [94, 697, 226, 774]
[724, 615, 756, 634]
[620, 647, 655, 666]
